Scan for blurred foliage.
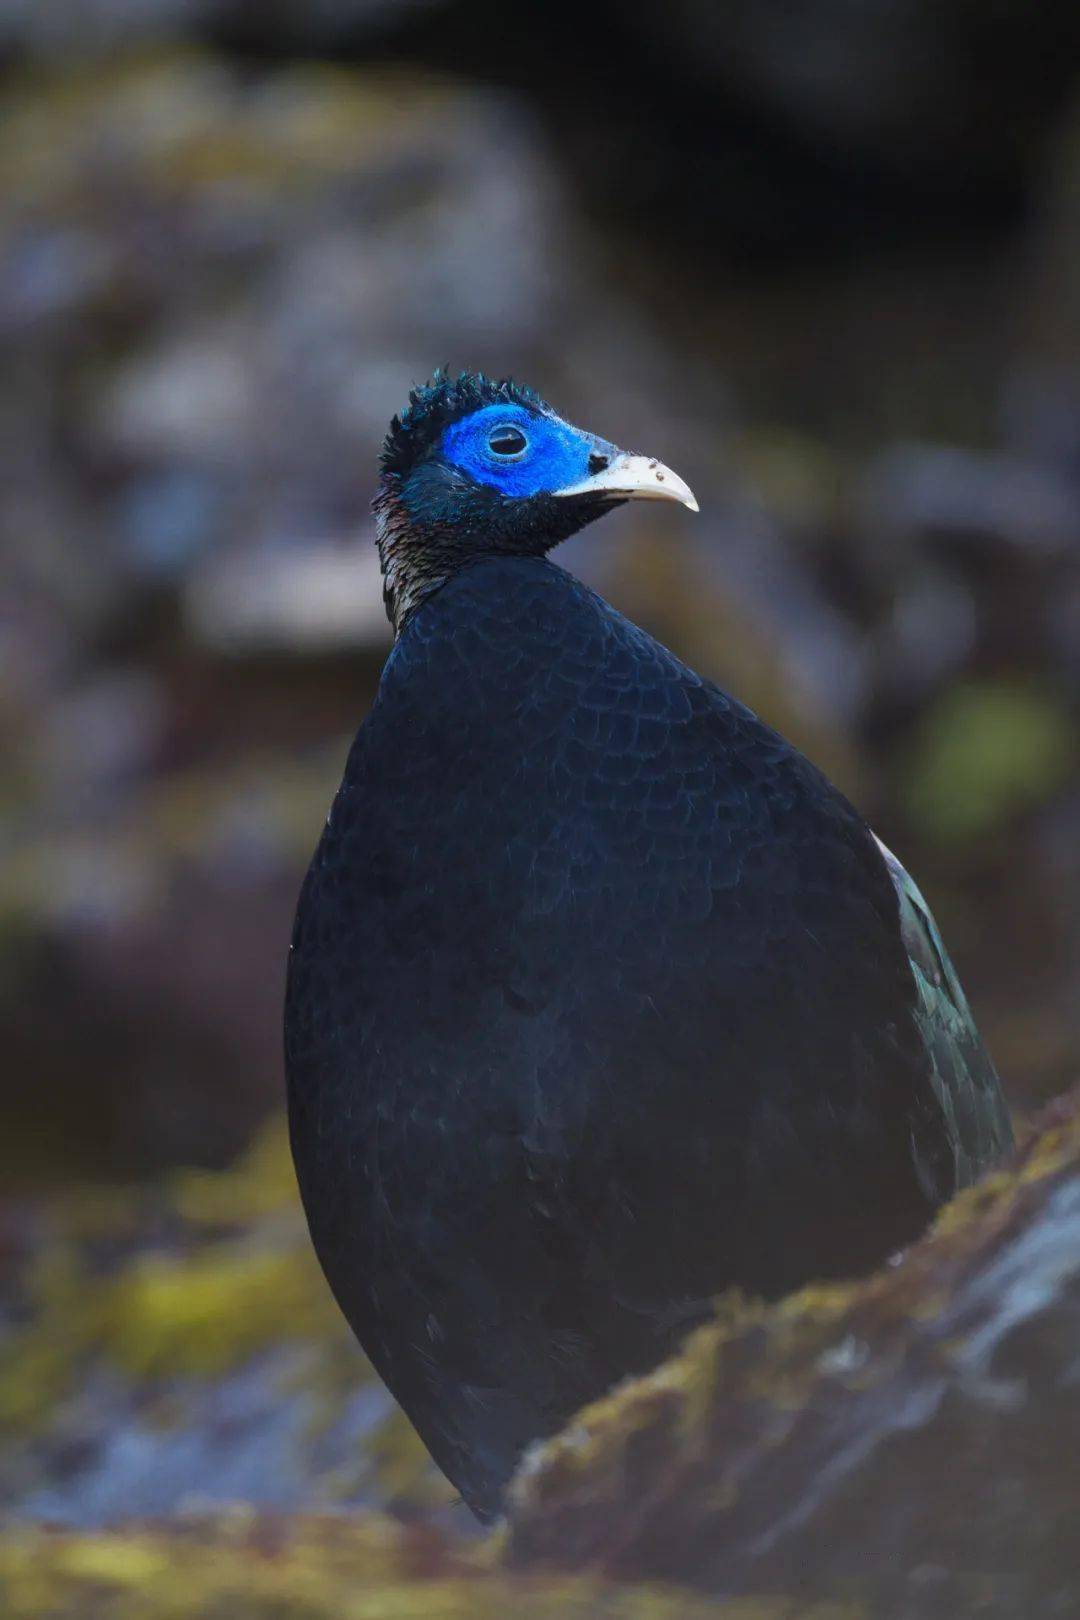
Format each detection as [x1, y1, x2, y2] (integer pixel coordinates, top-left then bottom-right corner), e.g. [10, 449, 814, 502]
[904, 680, 1075, 843]
[2, 28, 1078, 1183]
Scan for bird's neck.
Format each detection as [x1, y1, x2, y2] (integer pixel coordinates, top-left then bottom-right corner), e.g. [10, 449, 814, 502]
[373, 474, 597, 634]
[373, 484, 454, 636]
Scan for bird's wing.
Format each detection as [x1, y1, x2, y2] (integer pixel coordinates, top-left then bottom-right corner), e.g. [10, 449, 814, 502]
[873, 833, 1014, 1194]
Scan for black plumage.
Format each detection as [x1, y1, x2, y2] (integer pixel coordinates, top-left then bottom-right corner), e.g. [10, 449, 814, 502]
[285, 373, 1012, 1522]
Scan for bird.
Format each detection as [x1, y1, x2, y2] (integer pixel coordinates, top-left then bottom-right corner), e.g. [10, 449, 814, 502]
[284, 370, 1013, 1523]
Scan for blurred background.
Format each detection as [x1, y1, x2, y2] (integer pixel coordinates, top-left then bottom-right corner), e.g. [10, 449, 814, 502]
[1, 0, 1079, 1533]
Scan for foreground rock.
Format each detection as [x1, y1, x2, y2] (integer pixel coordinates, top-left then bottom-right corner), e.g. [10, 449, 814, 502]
[7, 1092, 1080, 1615]
[505, 1091, 1080, 1619]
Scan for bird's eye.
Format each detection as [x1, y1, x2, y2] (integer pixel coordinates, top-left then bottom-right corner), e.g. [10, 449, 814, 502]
[487, 424, 529, 459]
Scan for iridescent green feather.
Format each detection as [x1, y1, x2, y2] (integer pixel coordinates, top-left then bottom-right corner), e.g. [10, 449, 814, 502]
[875, 835, 1014, 1195]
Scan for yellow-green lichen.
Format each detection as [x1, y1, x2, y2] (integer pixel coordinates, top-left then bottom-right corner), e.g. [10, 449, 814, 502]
[0, 1513, 760, 1620]
[169, 1119, 301, 1228]
[0, 1116, 348, 1434]
[508, 1088, 1080, 1586]
[366, 1406, 456, 1514]
[931, 1098, 1079, 1242]
[101, 1242, 334, 1380]
[0, 1111, 467, 1518]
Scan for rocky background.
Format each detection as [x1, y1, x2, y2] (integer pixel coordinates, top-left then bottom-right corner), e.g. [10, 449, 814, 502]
[1, 3, 1079, 1615]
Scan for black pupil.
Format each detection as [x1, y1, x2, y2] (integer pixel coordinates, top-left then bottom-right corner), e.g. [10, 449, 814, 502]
[488, 425, 528, 457]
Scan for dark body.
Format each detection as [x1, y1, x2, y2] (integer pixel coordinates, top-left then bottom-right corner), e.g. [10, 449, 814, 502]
[285, 555, 1011, 1521]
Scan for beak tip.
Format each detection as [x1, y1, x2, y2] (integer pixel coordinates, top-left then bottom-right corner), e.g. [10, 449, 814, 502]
[554, 452, 699, 514]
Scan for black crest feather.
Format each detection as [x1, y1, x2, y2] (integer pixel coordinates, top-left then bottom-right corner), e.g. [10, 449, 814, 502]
[379, 369, 549, 481]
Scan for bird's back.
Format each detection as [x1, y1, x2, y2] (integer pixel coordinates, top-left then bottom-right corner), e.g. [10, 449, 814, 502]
[285, 555, 1005, 1518]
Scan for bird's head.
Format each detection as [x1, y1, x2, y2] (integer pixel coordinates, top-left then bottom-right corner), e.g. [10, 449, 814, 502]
[373, 370, 698, 632]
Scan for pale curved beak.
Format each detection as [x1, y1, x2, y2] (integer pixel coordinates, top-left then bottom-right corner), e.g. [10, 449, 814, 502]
[555, 452, 699, 513]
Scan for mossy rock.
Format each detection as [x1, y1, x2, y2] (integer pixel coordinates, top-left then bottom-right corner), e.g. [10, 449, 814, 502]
[504, 1091, 1080, 1619]
[7, 1050, 1080, 1617]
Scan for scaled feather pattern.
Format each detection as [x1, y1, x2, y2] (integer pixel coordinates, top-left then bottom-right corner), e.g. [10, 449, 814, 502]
[285, 373, 1013, 1522]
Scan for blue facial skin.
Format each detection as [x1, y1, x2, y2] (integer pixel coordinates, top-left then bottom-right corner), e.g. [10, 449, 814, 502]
[439, 403, 617, 500]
